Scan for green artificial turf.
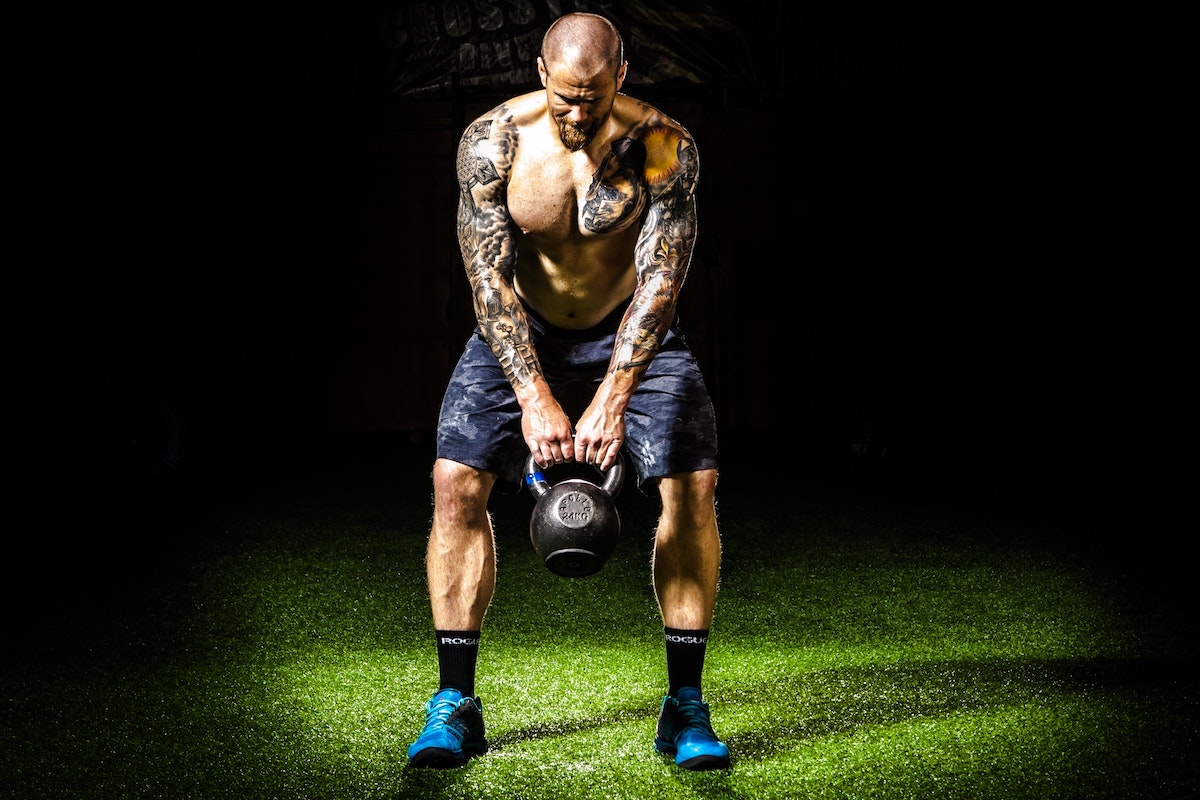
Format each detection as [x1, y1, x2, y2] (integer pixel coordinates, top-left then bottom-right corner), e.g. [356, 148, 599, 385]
[3, 457, 1195, 799]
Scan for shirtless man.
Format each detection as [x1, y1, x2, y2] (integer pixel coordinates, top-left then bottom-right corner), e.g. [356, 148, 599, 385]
[406, 13, 729, 771]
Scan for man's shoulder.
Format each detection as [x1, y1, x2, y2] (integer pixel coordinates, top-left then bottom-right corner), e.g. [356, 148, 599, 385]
[471, 90, 545, 129]
[612, 96, 698, 191]
[615, 95, 692, 140]
[459, 91, 544, 170]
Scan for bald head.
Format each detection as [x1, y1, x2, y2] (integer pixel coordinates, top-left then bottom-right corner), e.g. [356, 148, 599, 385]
[541, 13, 624, 80]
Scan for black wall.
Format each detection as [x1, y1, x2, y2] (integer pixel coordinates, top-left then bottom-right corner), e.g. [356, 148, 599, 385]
[50, 2, 1124, 506]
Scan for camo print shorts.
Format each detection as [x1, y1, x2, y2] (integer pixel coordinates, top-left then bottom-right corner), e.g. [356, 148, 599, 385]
[436, 297, 718, 492]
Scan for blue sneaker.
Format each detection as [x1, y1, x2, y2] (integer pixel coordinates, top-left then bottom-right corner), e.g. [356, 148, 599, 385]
[406, 689, 488, 768]
[654, 687, 731, 770]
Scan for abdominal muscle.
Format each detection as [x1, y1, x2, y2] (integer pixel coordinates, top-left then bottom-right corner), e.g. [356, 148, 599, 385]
[513, 229, 639, 329]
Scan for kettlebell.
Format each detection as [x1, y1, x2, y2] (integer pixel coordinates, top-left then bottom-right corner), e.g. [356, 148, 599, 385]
[525, 451, 625, 577]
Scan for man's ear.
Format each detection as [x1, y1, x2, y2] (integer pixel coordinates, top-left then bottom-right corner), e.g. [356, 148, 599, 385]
[615, 61, 627, 91]
[537, 56, 548, 87]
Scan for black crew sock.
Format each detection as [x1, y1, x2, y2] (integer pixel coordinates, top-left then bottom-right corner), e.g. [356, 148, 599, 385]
[435, 629, 481, 697]
[664, 627, 709, 697]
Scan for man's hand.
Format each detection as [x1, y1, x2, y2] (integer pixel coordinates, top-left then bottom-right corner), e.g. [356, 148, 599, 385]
[522, 398, 575, 468]
[573, 401, 626, 471]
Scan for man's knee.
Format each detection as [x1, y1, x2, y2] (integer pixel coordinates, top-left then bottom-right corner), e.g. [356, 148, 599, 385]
[658, 469, 718, 505]
[433, 459, 494, 521]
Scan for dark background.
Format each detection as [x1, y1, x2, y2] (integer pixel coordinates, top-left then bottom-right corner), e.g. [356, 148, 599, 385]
[46, 1, 1137, 517]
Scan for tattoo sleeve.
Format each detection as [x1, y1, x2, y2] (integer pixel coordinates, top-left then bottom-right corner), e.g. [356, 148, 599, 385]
[610, 126, 700, 377]
[456, 110, 543, 390]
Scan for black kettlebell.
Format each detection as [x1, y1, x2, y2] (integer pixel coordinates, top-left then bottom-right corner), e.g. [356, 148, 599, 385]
[525, 451, 625, 578]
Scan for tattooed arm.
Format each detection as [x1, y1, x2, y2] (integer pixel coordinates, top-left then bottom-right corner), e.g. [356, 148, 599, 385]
[575, 121, 701, 470]
[455, 109, 575, 467]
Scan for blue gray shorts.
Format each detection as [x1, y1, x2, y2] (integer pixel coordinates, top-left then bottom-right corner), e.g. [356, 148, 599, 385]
[436, 297, 718, 492]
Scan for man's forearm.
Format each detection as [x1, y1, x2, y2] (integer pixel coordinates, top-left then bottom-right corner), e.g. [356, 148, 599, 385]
[470, 272, 544, 392]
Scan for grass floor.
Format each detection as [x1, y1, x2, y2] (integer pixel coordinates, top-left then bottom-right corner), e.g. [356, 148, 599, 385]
[4, 443, 1196, 799]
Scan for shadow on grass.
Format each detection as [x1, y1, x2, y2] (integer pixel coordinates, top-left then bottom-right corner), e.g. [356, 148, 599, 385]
[486, 703, 656, 752]
[718, 654, 1197, 763]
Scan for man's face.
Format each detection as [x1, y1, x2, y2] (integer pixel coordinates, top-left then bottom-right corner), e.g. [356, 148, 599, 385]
[540, 60, 620, 152]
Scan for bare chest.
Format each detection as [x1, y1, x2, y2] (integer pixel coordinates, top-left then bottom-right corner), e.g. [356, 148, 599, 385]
[507, 144, 648, 240]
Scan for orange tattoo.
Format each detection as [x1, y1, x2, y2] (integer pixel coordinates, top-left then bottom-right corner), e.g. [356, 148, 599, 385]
[642, 126, 686, 187]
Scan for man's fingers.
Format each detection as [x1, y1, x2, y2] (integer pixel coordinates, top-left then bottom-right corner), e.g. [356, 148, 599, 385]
[533, 438, 577, 468]
[575, 437, 621, 468]
[597, 438, 622, 471]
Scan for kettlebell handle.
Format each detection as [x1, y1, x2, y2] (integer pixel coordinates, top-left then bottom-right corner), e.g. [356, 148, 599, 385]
[525, 451, 625, 499]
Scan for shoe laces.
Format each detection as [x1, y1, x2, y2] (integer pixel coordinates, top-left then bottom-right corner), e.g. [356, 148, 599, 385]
[674, 696, 716, 734]
[420, 694, 460, 733]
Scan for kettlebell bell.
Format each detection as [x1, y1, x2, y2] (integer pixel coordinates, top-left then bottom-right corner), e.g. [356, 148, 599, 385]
[525, 451, 625, 577]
